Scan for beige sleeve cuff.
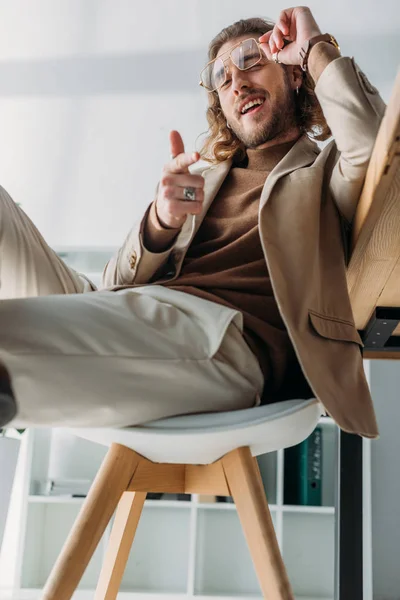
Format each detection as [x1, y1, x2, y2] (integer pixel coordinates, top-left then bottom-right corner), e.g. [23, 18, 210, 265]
[142, 200, 182, 253]
[307, 41, 341, 85]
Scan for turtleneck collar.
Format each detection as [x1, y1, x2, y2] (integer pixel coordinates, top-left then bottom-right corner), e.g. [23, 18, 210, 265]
[235, 137, 299, 172]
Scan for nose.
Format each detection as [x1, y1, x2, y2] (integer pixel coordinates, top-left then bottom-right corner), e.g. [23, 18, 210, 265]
[230, 65, 250, 96]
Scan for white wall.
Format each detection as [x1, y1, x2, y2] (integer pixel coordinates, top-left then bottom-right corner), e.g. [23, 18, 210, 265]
[0, 0, 397, 248]
[370, 361, 400, 600]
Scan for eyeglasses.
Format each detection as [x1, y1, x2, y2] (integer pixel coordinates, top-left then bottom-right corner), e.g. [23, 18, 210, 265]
[199, 38, 268, 92]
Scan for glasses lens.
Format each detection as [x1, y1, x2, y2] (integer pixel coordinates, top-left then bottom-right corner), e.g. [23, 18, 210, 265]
[200, 39, 261, 91]
[231, 38, 260, 70]
[201, 57, 225, 91]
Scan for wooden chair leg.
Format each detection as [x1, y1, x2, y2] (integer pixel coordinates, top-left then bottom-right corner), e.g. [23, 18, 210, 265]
[222, 447, 294, 600]
[95, 490, 147, 600]
[42, 443, 141, 600]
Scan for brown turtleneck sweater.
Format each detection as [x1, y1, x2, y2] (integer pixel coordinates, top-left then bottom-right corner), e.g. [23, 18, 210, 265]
[143, 139, 314, 404]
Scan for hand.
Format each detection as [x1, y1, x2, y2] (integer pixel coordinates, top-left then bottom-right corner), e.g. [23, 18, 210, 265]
[155, 131, 205, 229]
[258, 6, 322, 66]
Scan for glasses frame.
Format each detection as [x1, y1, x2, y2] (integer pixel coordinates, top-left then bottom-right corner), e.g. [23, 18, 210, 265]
[199, 37, 265, 93]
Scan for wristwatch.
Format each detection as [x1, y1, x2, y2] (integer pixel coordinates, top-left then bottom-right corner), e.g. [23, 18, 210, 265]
[299, 33, 340, 72]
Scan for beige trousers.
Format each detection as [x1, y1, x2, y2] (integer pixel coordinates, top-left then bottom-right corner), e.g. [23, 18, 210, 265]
[0, 185, 264, 429]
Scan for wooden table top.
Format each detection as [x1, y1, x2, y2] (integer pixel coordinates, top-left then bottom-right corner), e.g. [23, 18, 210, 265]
[347, 69, 400, 359]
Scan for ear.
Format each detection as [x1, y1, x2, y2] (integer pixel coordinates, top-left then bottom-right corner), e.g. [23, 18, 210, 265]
[287, 64, 304, 92]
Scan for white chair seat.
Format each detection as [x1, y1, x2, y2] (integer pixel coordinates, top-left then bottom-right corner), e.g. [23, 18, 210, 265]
[68, 398, 325, 464]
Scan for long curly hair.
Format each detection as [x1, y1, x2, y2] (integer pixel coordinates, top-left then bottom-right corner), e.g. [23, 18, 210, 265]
[199, 17, 331, 164]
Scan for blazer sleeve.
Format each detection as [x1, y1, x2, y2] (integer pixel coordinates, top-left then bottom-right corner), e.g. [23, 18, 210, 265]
[314, 56, 386, 226]
[101, 199, 180, 288]
[101, 164, 206, 288]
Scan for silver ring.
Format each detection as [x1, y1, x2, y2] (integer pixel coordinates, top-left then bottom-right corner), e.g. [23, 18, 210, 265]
[183, 187, 196, 201]
[273, 50, 280, 63]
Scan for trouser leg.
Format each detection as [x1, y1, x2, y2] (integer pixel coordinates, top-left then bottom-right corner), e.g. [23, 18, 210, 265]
[0, 184, 95, 426]
[0, 185, 94, 299]
[0, 186, 264, 429]
[2, 288, 263, 428]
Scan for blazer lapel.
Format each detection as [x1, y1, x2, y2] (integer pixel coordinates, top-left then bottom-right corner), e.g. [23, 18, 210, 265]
[187, 159, 232, 242]
[259, 134, 319, 210]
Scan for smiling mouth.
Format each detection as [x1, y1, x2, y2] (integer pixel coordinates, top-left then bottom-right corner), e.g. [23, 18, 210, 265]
[240, 98, 266, 117]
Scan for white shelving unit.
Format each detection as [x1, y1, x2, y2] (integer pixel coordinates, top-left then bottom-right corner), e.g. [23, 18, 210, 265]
[1, 417, 338, 600]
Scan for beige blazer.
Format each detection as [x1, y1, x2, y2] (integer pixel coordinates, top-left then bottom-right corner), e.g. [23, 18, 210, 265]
[103, 56, 386, 438]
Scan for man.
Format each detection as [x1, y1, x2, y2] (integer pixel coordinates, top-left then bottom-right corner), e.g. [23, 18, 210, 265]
[0, 7, 385, 437]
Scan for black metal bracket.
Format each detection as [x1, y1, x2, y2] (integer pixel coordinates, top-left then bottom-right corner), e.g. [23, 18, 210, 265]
[335, 431, 363, 600]
[333, 308, 399, 598]
[359, 307, 400, 352]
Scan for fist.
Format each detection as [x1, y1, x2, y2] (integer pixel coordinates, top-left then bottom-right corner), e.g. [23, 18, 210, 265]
[156, 131, 205, 229]
[259, 6, 322, 66]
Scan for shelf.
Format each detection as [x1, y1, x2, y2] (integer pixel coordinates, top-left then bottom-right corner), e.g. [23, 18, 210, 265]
[27, 496, 193, 509]
[116, 506, 191, 594]
[281, 506, 335, 515]
[20, 503, 105, 589]
[19, 503, 192, 593]
[283, 512, 335, 599]
[28, 495, 87, 504]
[195, 509, 267, 596]
[0, 592, 191, 600]
[0, 592, 333, 600]
[27, 496, 333, 515]
[196, 503, 277, 511]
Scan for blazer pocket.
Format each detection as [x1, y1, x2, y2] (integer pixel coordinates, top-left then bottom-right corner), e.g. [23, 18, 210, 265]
[308, 310, 364, 348]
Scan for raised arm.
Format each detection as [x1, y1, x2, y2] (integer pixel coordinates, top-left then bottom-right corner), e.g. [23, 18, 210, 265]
[312, 47, 386, 226]
[260, 6, 386, 226]
[102, 131, 205, 288]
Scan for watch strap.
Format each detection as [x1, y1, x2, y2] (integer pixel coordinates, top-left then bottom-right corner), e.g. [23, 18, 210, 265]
[299, 33, 340, 72]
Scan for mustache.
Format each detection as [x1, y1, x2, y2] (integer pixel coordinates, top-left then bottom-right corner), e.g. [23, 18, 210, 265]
[235, 89, 269, 116]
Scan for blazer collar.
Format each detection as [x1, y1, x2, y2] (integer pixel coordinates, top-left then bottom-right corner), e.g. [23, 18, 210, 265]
[203, 134, 318, 200]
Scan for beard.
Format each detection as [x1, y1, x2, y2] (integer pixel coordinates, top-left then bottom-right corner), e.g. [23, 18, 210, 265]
[228, 73, 298, 148]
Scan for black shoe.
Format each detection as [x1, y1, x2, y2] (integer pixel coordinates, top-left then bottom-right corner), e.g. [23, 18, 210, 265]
[0, 376, 17, 428]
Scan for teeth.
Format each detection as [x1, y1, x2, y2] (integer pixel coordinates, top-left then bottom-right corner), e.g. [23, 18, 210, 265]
[241, 98, 264, 114]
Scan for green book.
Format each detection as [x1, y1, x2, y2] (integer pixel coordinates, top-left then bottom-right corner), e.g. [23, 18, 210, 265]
[284, 426, 323, 506]
[284, 443, 300, 505]
[299, 426, 322, 506]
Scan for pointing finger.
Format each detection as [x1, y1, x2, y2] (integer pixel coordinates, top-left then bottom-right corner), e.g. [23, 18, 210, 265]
[169, 130, 185, 160]
[166, 151, 200, 174]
